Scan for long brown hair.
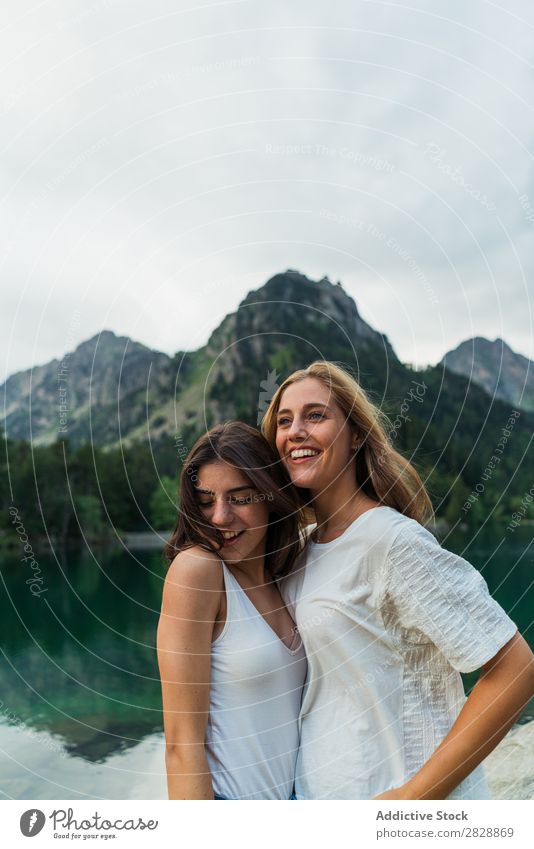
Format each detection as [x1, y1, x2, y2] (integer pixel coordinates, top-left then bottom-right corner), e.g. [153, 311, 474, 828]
[165, 421, 306, 578]
[261, 361, 433, 525]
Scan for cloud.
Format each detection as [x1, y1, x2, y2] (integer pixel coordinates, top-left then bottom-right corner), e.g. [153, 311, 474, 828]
[2, 0, 533, 381]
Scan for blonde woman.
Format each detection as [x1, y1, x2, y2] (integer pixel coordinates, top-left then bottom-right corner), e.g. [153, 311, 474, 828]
[261, 361, 534, 800]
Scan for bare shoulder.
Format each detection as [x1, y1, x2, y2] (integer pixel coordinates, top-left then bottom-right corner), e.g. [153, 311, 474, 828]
[158, 548, 224, 661]
[164, 546, 224, 596]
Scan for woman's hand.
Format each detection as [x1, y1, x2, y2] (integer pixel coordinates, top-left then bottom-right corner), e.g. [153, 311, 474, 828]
[373, 786, 410, 800]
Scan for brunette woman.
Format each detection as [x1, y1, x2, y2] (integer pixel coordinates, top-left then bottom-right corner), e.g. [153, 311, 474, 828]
[262, 360, 534, 800]
[157, 421, 307, 799]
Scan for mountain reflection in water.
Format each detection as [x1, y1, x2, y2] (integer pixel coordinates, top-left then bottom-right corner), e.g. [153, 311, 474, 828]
[0, 526, 532, 798]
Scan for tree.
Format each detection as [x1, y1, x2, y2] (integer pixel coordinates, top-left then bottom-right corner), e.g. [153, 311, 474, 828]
[150, 476, 179, 530]
[72, 494, 105, 540]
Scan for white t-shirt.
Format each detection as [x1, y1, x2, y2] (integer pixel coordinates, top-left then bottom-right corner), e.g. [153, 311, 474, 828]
[280, 506, 517, 800]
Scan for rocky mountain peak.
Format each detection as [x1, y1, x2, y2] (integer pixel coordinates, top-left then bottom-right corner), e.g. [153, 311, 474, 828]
[441, 336, 534, 412]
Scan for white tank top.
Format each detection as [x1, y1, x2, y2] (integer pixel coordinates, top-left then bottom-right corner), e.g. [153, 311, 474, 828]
[205, 562, 307, 799]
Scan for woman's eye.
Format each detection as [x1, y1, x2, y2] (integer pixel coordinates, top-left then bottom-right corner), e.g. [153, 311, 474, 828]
[198, 500, 213, 508]
[277, 417, 291, 426]
[308, 411, 324, 420]
[230, 496, 253, 505]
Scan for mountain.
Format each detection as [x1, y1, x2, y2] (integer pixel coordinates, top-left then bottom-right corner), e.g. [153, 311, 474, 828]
[2, 271, 533, 531]
[441, 337, 534, 413]
[1, 272, 404, 448]
[1, 330, 173, 446]
[198, 270, 405, 427]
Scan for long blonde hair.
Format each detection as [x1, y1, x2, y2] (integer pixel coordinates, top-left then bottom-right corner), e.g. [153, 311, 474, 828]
[261, 360, 434, 526]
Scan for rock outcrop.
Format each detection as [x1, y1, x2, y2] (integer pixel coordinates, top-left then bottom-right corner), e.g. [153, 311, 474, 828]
[485, 720, 534, 800]
[441, 336, 534, 413]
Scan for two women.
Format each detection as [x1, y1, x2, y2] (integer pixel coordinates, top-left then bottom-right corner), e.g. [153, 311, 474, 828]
[158, 361, 534, 799]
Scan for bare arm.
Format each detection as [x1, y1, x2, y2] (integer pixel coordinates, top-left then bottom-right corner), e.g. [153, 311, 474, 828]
[156, 548, 223, 800]
[376, 632, 534, 799]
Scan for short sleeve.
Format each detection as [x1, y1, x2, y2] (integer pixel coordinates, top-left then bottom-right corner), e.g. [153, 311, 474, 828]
[385, 521, 517, 673]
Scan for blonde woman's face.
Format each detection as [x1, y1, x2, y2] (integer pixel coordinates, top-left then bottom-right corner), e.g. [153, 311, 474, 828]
[274, 377, 358, 493]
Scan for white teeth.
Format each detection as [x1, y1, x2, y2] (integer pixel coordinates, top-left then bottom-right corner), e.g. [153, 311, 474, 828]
[290, 448, 320, 459]
[222, 530, 241, 539]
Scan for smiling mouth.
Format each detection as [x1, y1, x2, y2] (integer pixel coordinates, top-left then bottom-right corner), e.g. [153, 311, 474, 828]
[220, 530, 245, 546]
[288, 448, 321, 463]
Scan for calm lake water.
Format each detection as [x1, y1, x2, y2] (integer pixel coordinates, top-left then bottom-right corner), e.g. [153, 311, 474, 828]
[0, 526, 532, 799]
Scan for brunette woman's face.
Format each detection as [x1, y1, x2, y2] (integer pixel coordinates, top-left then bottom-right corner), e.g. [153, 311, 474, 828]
[194, 461, 270, 564]
[274, 377, 358, 493]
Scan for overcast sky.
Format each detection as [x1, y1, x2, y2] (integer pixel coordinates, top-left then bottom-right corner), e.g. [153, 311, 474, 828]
[2, 0, 534, 381]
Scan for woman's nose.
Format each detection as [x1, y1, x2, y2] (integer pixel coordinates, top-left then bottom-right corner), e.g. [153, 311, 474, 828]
[211, 498, 234, 526]
[288, 416, 307, 440]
